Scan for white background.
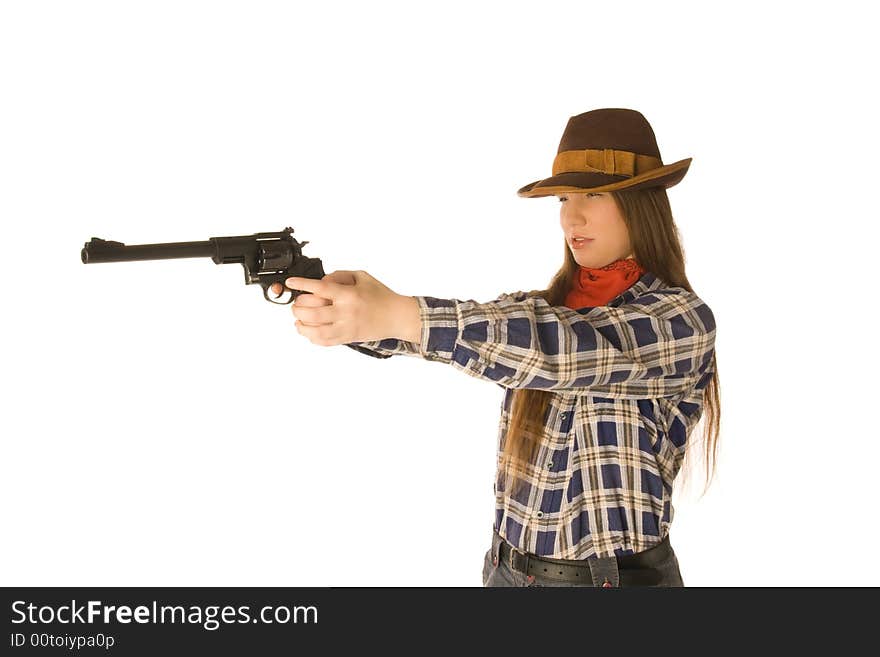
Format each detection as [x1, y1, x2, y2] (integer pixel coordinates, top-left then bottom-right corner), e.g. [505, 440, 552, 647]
[1, 0, 877, 587]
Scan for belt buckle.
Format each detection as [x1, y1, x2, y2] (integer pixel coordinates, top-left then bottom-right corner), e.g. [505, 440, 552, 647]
[508, 545, 529, 575]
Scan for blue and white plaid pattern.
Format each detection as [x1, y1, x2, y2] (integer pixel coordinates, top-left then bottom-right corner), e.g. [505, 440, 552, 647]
[346, 271, 716, 559]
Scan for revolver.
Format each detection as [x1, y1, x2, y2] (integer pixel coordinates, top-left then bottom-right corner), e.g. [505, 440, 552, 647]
[80, 226, 324, 304]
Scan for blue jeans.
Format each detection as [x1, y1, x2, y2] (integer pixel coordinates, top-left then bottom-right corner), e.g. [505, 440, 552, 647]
[482, 528, 685, 587]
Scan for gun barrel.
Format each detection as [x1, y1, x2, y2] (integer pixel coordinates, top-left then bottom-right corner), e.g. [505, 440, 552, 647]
[81, 238, 214, 264]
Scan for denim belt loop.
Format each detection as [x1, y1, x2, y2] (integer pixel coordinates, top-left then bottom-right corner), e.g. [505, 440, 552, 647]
[491, 530, 502, 566]
[588, 555, 621, 588]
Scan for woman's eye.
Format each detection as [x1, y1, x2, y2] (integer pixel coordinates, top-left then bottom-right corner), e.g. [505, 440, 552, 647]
[557, 193, 600, 202]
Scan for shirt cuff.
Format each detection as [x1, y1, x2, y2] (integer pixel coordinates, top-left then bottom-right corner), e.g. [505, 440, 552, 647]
[414, 295, 470, 364]
[345, 339, 421, 359]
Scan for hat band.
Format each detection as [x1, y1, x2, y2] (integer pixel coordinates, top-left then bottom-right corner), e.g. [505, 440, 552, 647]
[551, 148, 663, 178]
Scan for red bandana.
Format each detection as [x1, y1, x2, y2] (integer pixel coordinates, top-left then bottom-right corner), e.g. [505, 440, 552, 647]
[564, 258, 646, 309]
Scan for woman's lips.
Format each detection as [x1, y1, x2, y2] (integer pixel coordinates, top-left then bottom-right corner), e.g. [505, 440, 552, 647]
[571, 238, 594, 250]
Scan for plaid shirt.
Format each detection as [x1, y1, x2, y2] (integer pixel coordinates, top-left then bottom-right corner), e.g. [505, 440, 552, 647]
[345, 271, 717, 560]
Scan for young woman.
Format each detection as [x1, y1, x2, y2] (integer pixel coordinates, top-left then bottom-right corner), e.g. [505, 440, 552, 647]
[273, 108, 720, 587]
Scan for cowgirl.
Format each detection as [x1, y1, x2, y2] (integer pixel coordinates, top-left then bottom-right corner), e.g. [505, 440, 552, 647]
[273, 108, 720, 588]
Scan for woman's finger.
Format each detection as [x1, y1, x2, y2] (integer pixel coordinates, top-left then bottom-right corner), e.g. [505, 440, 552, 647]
[295, 293, 331, 307]
[293, 300, 336, 323]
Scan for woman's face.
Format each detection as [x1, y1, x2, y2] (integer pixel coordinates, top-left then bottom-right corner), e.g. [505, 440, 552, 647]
[557, 192, 634, 268]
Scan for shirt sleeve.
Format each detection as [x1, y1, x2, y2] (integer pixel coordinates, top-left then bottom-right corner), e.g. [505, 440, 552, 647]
[343, 337, 508, 389]
[411, 289, 716, 399]
[344, 292, 529, 360]
[343, 297, 515, 391]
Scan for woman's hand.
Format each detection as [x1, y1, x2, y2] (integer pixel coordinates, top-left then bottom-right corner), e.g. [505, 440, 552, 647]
[270, 270, 416, 346]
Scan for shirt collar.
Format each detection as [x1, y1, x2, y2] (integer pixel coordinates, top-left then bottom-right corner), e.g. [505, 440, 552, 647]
[605, 270, 667, 308]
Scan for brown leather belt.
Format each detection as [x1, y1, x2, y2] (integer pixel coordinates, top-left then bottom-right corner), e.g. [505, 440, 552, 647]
[495, 530, 676, 587]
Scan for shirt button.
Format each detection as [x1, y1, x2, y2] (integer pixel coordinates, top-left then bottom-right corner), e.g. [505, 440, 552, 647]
[546, 460, 553, 469]
[560, 413, 568, 421]
[536, 511, 544, 518]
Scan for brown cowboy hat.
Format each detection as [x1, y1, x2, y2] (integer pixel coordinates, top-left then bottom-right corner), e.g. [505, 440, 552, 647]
[517, 108, 692, 197]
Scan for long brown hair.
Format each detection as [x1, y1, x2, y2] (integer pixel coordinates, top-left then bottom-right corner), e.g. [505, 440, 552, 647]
[498, 185, 721, 501]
